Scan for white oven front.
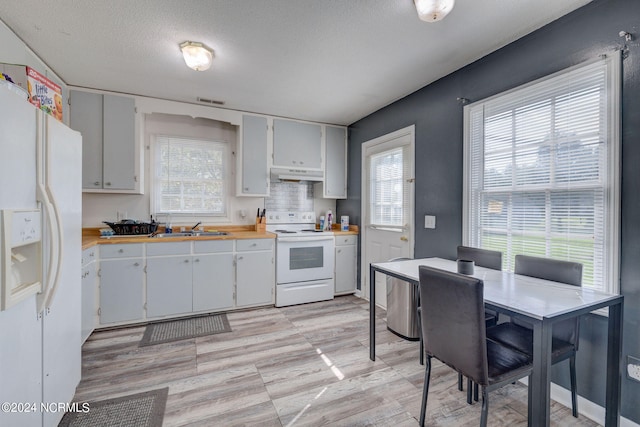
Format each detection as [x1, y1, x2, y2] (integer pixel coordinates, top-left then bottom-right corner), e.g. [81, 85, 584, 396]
[276, 235, 335, 284]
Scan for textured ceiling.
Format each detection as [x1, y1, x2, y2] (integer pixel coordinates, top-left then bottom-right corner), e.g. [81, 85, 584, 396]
[0, 0, 593, 125]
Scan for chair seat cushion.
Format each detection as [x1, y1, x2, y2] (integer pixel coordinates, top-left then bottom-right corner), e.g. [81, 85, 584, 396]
[486, 322, 575, 360]
[486, 339, 532, 385]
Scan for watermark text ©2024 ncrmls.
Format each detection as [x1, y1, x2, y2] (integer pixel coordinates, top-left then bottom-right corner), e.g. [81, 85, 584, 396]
[1, 401, 90, 413]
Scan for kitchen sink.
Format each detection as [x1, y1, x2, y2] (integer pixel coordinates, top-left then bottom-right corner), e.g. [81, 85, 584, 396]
[191, 231, 229, 237]
[152, 231, 228, 238]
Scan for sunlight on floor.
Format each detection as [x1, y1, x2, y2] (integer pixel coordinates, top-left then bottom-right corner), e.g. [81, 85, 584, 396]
[285, 386, 328, 427]
[317, 347, 345, 380]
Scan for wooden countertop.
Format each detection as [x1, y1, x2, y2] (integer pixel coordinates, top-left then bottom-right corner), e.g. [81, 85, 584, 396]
[83, 224, 359, 250]
[83, 226, 274, 250]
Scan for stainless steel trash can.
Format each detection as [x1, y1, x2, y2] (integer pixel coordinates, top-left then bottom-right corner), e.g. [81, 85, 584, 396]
[386, 257, 420, 341]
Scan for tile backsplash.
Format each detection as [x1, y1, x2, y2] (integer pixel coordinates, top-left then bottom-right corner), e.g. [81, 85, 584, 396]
[266, 181, 314, 211]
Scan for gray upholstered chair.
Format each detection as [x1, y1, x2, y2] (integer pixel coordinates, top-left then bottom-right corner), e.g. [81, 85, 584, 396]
[418, 266, 532, 427]
[486, 254, 583, 417]
[456, 245, 503, 400]
[456, 245, 503, 271]
[456, 245, 502, 326]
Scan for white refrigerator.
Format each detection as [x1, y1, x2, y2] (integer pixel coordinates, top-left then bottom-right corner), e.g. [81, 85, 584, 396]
[0, 82, 82, 426]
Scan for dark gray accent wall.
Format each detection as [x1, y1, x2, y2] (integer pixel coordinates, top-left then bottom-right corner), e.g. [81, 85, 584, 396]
[339, 0, 640, 422]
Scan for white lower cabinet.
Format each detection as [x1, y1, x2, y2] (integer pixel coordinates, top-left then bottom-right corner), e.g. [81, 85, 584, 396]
[81, 248, 97, 342]
[99, 258, 145, 324]
[193, 240, 235, 312]
[335, 235, 357, 294]
[95, 238, 274, 326]
[193, 253, 234, 312]
[236, 239, 275, 307]
[145, 242, 193, 318]
[99, 244, 145, 324]
[146, 256, 193, 318]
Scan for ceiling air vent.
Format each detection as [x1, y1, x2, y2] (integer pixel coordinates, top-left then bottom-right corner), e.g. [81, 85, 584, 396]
[197, 97, 225, 105]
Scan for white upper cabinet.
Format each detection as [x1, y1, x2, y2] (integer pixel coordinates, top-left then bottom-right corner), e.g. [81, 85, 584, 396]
[103, 95, 136, 190]
[273, 119, 322, 169]
[236, 113, 347, 199]
[70, 90, 140, 193]
[323, 126, 347, 199]
[237, 114, 269, 197]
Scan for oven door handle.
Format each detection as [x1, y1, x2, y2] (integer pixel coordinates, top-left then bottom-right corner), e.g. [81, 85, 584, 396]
[277, 236, 335, 243]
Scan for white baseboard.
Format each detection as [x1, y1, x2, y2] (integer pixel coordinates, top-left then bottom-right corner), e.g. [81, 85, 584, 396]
[519, 378, 638, 427]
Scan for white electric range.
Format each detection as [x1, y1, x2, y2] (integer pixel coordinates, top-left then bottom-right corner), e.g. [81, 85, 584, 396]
[266, 211, 335, 307]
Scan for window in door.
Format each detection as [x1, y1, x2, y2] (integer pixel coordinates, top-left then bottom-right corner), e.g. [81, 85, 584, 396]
[464, 53, 620, 293]
[370, 147, 405, 228]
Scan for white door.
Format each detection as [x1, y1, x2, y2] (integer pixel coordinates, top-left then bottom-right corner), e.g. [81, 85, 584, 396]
[0, 88, 41, 427]
[41, 114, 83, 427]
[361, 126, 415, 308]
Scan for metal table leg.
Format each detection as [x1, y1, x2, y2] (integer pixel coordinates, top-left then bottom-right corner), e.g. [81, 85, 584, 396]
[605, 301, 623, 427]
[528, 320, 552, 426]
[369, 264, 376, 361]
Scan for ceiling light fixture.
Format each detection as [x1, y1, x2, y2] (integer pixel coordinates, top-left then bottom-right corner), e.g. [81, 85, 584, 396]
[414, 0, 455, 22]
[180, 41, 213, 71]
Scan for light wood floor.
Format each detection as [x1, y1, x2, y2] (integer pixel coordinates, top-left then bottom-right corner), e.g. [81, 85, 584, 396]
[74, 295, 599, 426]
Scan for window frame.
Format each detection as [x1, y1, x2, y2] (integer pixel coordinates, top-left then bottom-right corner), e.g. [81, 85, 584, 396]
[150, 133, 233, 219]
[462, 52, 621, 296]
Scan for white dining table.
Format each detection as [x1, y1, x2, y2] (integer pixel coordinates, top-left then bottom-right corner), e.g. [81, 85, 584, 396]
[368, 257, 624, 427]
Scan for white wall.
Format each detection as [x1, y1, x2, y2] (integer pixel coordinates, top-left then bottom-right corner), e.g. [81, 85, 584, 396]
[0, 20, 69, 124]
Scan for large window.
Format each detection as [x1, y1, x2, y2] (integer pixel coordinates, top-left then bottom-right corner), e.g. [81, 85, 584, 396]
[464, 53, 620, 293]
[153, 135, 228, 216]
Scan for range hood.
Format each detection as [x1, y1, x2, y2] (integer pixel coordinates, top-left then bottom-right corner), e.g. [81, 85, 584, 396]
[270, 167, 324, 182]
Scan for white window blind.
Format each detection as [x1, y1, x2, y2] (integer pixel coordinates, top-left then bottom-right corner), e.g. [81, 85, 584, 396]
[369, 145, 411, 229]
[154, 136, 227, 216]
[464, 54, 620, 293]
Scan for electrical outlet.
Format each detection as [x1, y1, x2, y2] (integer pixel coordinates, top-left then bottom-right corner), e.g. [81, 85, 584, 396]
[628, 355, 640, 382]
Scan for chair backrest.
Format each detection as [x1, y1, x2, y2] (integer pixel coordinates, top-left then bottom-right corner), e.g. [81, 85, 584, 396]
[419, 265, 488, 385]
[457, 246, 502, 270]
[514, 255, 583, 346]
[514, 255, 582, 286]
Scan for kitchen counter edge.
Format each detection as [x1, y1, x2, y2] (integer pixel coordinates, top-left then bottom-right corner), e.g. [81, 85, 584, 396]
[82, 225, 359, 250]
[82, 230, 274, 250]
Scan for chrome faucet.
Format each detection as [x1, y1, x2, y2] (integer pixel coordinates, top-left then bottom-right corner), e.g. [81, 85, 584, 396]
[191, 221, 202, 231]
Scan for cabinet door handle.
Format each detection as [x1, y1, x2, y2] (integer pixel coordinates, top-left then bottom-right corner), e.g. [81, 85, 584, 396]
[94, 181, 100, 186]
[337, 249, 342, 253]
[105, 182, 112, 186]
[184, 259, 190, 263]
[118, 249, 124, 253]
[238, 256, 243, 260]
[194, 258, 200, 263]
[133, 262, 140, 266]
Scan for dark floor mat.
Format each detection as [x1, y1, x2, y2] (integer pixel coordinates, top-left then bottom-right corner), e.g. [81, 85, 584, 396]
[58, 387, 168, 427]
[139, 313, 231, 346]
